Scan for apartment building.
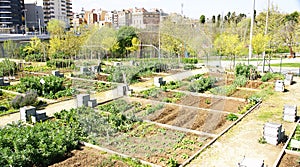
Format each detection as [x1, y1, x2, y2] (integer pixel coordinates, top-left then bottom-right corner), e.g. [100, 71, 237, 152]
[43, 0, 72, 28]
[118, 9, 132, 27]
[131, 7, 160, 29]
[0, 0, 24, 33]
[24, 3, 44, 33]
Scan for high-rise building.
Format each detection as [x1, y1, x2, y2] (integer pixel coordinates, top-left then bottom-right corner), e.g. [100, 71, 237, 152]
[24, 3, 45, 33]
[0, 0, 24, 33]
[43, 0, 73, 28]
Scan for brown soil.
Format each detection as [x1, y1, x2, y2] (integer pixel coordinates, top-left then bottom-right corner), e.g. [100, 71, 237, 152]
[95, 74, 108, 82]
[279, 153, 300, 167]
[230, 89, 255, 99]
[245, 80, 263, 89]
[151, 105, 179, 124]
[49, 146, 130, 167]
[178, 95, 247, 113]
[148, 104, 229, 134]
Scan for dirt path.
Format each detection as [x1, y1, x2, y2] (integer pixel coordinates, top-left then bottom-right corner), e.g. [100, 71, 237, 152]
[187, 77, 300, 166]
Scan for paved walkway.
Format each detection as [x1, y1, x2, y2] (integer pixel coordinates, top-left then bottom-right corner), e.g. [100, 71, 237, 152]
[187, 77, 300, 167]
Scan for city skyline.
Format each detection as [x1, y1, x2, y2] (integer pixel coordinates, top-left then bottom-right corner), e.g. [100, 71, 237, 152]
[71, 0, 300, 19]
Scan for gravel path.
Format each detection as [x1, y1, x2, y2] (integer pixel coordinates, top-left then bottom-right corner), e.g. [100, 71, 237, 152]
[187, 77, 300, 167]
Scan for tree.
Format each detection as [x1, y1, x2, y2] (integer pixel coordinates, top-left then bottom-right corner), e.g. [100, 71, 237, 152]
[252, 33, 270, 56]
[200, 15, 206, 24]
[47, 19, 66, 38]
[212, 15, 216, 24]
[214, 33, 244, 68]
[3, 40, 18, 58]
[23, 37, 43, 55]
[278, 11, 300, 57]
[116, 26, 138, 57]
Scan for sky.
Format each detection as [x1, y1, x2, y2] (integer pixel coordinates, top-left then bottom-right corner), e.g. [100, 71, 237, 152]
[24, 0, 300, 19]
[70, 0, 300, 19]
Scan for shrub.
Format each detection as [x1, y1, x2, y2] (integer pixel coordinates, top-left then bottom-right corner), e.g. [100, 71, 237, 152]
[188, 77, 215, 93]
[234, 63, 256, 78]
[11, 95, 23, 109]
[210, 85, 237, 96]
[233, 75, 248, 87]
[46, 59, 74, 68]
[0, 90, 2, 96]
[11, 90, 38, 109]
[261, 72, 284, 82]
[182, 58, 198, 64]
[140, 88, 160, 98]
[226, 113, 238, 121]
[22, 90, 38, 106]
[184, 64, 196, 70]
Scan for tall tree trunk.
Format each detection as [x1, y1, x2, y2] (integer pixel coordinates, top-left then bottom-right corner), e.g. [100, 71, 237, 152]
[289, 45, 294, 58]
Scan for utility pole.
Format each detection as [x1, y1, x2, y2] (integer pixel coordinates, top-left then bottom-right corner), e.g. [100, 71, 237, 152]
[38, 18, 41, 35]
[262, 0, 270, 73]
[158, 9, 161, 59]
[248, 0, 255, 61]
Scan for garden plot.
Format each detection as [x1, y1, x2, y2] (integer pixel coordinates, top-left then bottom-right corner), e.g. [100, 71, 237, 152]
[70, 79, 116, 93]
[95, 123, 211, 166]
[49, 146, 149, 167]
[144, 104, 231, 134]
[135, 89, 247, 113]
[177, 95, 247, 113]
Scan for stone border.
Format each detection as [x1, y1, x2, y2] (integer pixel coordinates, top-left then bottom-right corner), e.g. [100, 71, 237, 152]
[81, 141, 161, 167]
[272, 120, 300, 167]
[179, 101, 262, 167]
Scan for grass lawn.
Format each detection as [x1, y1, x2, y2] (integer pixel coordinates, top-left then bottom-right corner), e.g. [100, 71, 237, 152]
[270, 63, 300, 68]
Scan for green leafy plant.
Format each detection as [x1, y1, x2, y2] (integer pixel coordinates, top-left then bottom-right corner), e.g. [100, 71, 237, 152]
[258, 137, 267, 144]
[167, 157, 178, 167]
[188, 77, 215, 93]
[234, 63, 256, 78]
[226, 113, 238, 121]
[233, 75, 248, 87]
[140, 88, 160, 98]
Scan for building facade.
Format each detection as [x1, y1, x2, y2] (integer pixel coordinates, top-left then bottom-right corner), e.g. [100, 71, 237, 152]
[24, 3, 44, 33]
[43, 0, 72, 28]
[0, 0, 24, 33]
[118, 9, 132, 27]
[131, 8, 160, 29]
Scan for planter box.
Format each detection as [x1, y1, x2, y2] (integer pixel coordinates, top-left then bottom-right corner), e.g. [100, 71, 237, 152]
[284, 74, 293, 85]
[77, 94, 90, 107]
[20, 106, 36, 122]
[88, 99, 97, 108]
[275, 80, 284, 92]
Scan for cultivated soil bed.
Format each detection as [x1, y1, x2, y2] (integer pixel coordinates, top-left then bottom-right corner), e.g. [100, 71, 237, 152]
[141, 90, 247, 113]
[146, 104, 232, 134]
[94, 122, 211, 166]
[278, 153, 300, 167]
[49, 146, 131, 167]
[177, 94, 247, 113]
[121, 98, 233, 134]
